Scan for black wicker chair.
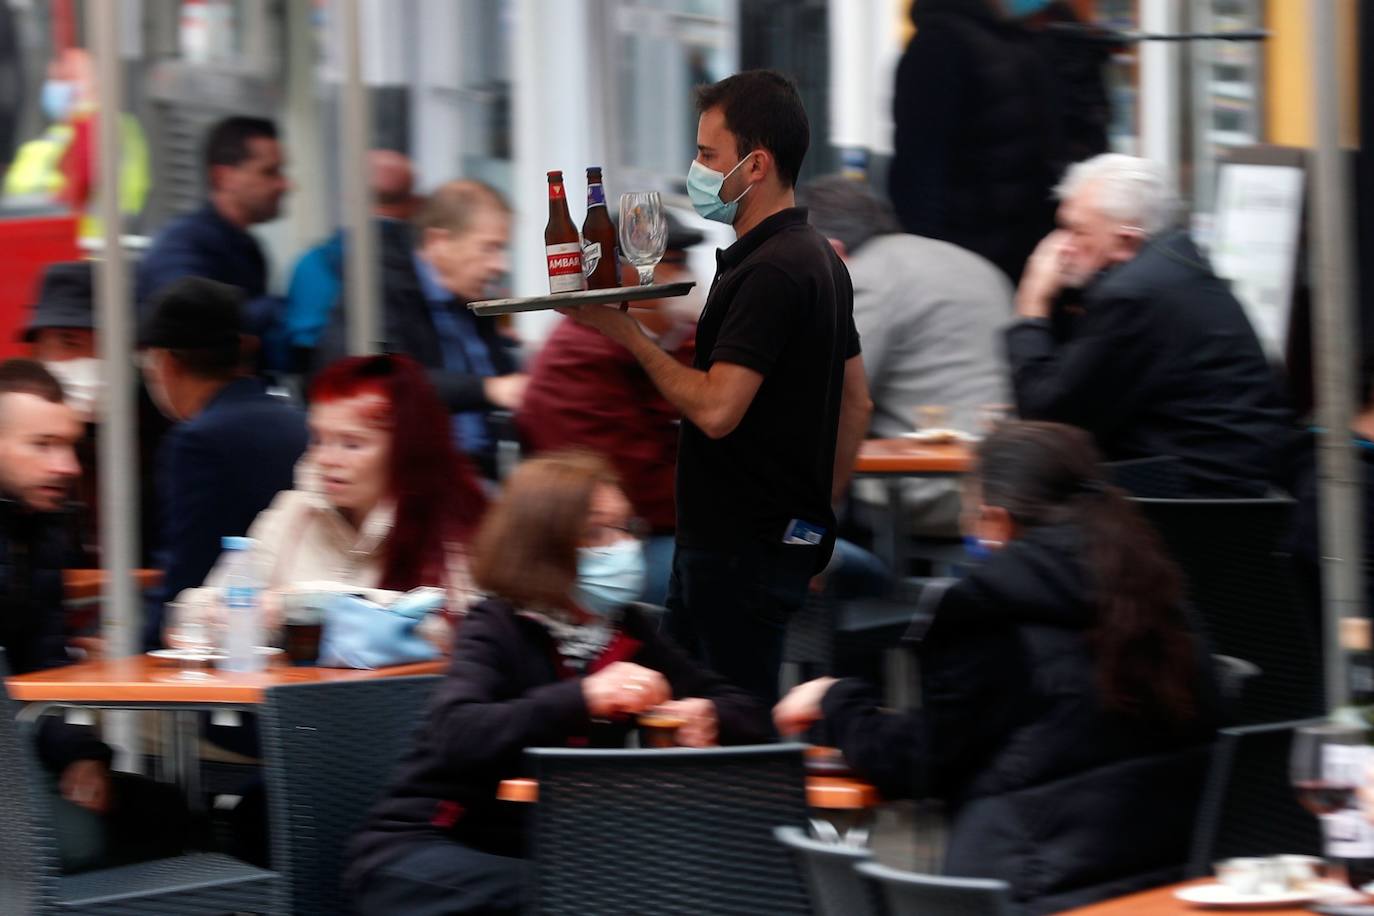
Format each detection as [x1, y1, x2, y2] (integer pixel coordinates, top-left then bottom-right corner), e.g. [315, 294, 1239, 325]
[774, 824, 875, 916]
[1188, 718, 1326, 875]
[527, 744, 811, 914]
[1133, 498, 1324, 724]
[857, 861, 1015, 916]
[1103, 455, 1189, 498]
[259, 674, 441, 916]
[0, 652, 280, 915]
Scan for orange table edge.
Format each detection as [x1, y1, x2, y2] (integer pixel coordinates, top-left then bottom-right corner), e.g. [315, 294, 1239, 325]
[63, 568, 163, 602]
[853, 439, 973, 476]
[497, 775, 879, 811]
[5, 656, 447, 706]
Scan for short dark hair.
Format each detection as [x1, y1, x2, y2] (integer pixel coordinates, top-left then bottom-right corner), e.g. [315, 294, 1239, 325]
[0, 359, 65, 404]
[695, 69, 810, 188]
[798, 175, 902, 255]
[167, 345, 241, 381]
[204, 116, 278, 173]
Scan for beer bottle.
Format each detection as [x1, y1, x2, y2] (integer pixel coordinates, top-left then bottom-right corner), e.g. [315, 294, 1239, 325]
[545, 170, 586, 294]
[581, 167, 620, 290]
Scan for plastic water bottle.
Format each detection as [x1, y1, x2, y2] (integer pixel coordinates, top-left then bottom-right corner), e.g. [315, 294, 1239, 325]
[220, 536, 264, 673]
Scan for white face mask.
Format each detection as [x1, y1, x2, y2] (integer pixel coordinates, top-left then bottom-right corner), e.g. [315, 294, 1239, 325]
[44, 358, 103, 421]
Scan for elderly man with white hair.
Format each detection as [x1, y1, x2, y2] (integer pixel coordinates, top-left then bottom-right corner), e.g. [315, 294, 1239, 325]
[1007, 153, 1292, 496]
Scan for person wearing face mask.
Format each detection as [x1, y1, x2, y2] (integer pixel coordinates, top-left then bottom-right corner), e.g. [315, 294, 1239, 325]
[2, 48, 149, 239]
[346, 450, 771, 916]
[1009, 154, 1292, 496]
[562, 70, 871, 706]
[316, 179, 527, 479]
[138, 278, 308, 650]
[517, 211, 706, 605]
[775, 421, 1218, 914]
[24, 261, 104, 421]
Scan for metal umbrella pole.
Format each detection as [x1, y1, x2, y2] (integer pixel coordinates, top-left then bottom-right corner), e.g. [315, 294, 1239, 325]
[339, 0, 379, 356]
[1308, 0, 1363, 711]
[89, 0, 140, 765]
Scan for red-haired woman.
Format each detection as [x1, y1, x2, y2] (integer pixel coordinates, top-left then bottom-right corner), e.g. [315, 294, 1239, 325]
[177, 354, 486, 646]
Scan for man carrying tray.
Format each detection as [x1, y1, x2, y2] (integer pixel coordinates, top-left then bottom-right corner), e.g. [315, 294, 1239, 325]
[562, 70, 871, 705]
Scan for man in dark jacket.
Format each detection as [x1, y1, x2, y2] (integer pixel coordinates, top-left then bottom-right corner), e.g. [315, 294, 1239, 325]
[888, 0, 1061, 282]
[139, 278, 307, 649]
[1008, 153, 1292, 496]
[317, 180, 525, 476]
[0, 359, 187, 871]
[136, 116, 289, 361]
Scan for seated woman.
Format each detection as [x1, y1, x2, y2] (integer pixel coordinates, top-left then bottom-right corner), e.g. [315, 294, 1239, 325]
[176, 353, 487, 646]
[776, 421, 1217, 915]
[346, 451, 773, 916]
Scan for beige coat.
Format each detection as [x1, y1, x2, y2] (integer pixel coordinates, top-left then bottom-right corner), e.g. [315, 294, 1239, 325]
[173, 463, 474, 647]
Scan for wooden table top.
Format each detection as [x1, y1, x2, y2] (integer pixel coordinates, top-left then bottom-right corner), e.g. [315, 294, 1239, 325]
[853, 439, 973, 476]
[5, 655, 447, 705]
[63, 568, 163, 601]
[1059, 878, 1364, 914]
[497, 773, 880, 811]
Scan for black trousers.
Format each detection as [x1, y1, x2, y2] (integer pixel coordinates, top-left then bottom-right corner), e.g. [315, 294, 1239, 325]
[665, 542, 818, 705]
[354, 835, 528, 916]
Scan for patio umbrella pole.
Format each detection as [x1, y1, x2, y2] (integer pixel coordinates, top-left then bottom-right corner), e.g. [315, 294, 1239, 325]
[1308, 0, 1362, 712]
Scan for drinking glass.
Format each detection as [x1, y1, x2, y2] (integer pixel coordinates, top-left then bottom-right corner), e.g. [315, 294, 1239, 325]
[619, 191, 668, 286]
[913, 405, 948, 433]
[1291, 722, 1370, 888]
[164, 599, 219, 682]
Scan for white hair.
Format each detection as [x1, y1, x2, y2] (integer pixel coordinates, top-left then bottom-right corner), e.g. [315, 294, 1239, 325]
[1054, 154, 1180, 237]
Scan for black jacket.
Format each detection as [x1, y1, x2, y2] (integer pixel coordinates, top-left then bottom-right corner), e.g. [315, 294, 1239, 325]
[0, 502, 112, 772]
[347, 598, 772, 882]
[316, 220, 517, 413]
[888, 0, 1059, 282]
[1007, 231, 1293, 496]
[821, 526, 1216, 915]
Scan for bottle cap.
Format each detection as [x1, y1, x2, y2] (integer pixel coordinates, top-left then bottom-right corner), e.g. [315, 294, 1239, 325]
[222, 536, 255, 551]
[547, 170, 564, 181]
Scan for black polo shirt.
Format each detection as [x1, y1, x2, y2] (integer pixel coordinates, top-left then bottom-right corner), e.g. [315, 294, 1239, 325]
[675, 207, 859, 555]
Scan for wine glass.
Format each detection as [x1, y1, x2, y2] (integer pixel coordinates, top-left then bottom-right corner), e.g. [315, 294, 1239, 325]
[1291, 722, 1370, 889]
[164, 599, 219, 682]
[619, 191, 668, 286]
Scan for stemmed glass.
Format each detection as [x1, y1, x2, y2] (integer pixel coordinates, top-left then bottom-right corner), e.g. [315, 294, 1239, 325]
[1291, 722, 1370, 890]
[164, 599, 219, 682]
[619, 191, 668, 286]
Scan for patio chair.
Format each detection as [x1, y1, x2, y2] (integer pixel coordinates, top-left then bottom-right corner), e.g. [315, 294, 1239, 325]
[1188, 718, 1326, 875]
[1134, 497, 1324, 724]
[0, 651, 280, 915]
[774, 824, 875, 916]
[259, 674, 441, 916]
[527, 743, 811, 914]
[857, 861, 1015, 916]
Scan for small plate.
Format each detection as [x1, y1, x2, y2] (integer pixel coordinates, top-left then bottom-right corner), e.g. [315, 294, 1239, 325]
[148, 647, 284, 662]
[900, 429, 976, 444]
[1174, 881, 1349, 909]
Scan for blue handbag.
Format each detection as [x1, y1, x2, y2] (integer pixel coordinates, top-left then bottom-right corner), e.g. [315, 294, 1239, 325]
[317, 587, 445, 669]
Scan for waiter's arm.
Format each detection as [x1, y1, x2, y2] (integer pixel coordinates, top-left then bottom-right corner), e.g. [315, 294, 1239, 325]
[832, 355, 872, 504]
[559, 304, 762, 439]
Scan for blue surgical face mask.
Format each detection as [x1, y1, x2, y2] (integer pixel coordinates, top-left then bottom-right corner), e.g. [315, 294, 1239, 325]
[1007, 0, 1051, 17]
[687, 155, 754, 224]
[575, 539, 646, 617]
[41, 80, 75, 122]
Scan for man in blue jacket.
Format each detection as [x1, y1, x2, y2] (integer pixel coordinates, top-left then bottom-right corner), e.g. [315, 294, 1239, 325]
[136, 116, 290, 365]
[139, 277, 307, 648]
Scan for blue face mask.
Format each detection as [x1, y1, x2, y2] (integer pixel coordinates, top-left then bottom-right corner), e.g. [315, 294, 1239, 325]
[1007, 0, 1051, 17]
[41, 80, 75, 122]
[687, 155, 754, 224]
[575, 539, 646, 617]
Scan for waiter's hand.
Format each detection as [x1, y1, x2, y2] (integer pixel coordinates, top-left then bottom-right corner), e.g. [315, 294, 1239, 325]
[1016, 230, 1071, 320]
[483, 373, 529, 410]
[60, 759, 112, 815]
[558, 303, 640, 346]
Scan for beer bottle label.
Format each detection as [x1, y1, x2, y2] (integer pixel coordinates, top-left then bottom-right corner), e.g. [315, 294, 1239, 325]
[588, 183, 607, 207]
[546, 242, 586, 293]
[582, 240, 602, 276]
